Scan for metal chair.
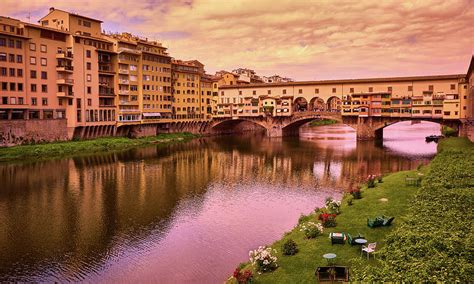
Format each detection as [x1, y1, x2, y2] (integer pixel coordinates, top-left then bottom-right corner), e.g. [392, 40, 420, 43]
[361, 242, 377, 260]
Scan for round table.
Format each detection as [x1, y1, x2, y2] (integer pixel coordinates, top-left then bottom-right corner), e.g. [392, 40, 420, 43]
[323, 253, 337, 265]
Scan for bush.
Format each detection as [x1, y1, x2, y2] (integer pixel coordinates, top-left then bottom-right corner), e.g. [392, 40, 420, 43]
[282, 239, 298, 255]
[367, 175, 376, 188]
[349, 187, 362, 199]
[441, 125, 457, 137]
[299, 221, 324, 238]
[233, 268, 253, 284]
[346, 196, 353, 206]
[325, 197, 341, 214]
[318, 213, 337, 228]
[249, 246, 278, 273]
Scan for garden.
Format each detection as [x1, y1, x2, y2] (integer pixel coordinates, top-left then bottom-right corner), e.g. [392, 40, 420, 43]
[228, 137, 473, 283]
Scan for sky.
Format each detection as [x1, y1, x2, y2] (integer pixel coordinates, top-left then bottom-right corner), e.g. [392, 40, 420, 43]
[2, 0, 473, 80]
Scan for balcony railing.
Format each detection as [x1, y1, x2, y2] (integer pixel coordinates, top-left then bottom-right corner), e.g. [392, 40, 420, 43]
[56, 50, 73, 59]
[56, 65, 74, 72]
[118, 69, 130, 74]
[57, 78, 74, 85]
[119, 79, 129, 84]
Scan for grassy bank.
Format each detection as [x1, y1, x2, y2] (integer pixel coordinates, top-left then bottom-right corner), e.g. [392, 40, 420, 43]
[308, 119, 338, 127]
[230, 137, 473, 283]
[0, 132, 198, 163]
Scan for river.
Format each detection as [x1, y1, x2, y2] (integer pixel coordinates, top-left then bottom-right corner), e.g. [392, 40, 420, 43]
[0, 121, 440, 282]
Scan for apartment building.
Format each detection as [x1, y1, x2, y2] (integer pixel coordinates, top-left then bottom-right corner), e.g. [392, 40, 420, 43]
[171, 59, 215, 121]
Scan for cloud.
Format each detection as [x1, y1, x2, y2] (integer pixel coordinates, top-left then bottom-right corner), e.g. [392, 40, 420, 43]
[2, 0, 472, 80]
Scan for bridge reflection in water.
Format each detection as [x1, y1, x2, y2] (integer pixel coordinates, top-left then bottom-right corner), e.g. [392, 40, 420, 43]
[0, 122, 438, 282]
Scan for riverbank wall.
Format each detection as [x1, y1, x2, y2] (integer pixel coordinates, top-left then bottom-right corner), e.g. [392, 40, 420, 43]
[0, 119, 68, 147]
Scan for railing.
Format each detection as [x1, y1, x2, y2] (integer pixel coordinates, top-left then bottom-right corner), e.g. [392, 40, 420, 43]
[56, 50, 73, 59]
[119, 79, 129, 84]
[56, 65, 74, 71]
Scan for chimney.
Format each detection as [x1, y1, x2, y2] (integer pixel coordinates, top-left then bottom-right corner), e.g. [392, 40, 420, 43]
[49, 7, 55, 12]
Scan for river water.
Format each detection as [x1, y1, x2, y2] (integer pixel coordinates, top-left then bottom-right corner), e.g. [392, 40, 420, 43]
[0, 121, 440, 282]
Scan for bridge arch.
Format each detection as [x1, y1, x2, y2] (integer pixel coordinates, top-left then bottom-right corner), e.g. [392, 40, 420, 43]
[210, 118, 268, 135]
[326, 96, 342, 112]
[294, 97, 308, 112]
[309, 97, 325, 112]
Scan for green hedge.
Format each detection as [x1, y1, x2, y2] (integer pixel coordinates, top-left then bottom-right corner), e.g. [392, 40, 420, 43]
[352, 138, 474, 282]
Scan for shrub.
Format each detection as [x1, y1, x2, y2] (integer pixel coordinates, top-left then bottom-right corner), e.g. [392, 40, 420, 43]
[347, 196, 353, 206]
[233, 268, 253, 284]
[441, 125, 457, 137]
[325, 197, 341, 214]
[282, 239, 298, 255]
[249, 246, 278, 273]
[318, 213, 337, 228]
[299, 221, 324, 238]
[367, 175, 376, 188]
[349, 187, 362, 199]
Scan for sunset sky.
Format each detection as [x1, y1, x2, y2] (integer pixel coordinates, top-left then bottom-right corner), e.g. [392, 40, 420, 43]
[2, 0, 473, 80]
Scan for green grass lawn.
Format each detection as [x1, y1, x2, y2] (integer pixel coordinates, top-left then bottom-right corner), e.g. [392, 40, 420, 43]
[230, 137, 473, 283]
[308, 119, 338, 127]
[0, 132, 198, 163]
[231, 169, 426, 283]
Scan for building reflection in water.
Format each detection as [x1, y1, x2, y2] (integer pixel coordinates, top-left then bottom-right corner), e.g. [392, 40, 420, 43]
[0, 122, 437, 282]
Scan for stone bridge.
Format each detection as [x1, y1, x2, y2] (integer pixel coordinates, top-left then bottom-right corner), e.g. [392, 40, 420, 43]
[157, 111, 464, 140]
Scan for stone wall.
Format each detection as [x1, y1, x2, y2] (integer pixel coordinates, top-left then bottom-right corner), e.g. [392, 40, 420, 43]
[0, 119, 69, 147]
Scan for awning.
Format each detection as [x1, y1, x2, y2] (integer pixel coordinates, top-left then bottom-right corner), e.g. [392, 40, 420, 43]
[143, 112, 161, 117]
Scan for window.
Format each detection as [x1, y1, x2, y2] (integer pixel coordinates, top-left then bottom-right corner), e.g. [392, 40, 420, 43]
[16, 40, 22, 49]
[31, 98, 37, 105]
[315, 88, 319, 94]
[388, 86, 392, 92]
[86, 50, 91, 58]
[0, 38, 5, 46]
[42, 98, 48, 106]
[83, 20, 92, 27]
[2, 96, 7, 104]
[41, 71, 47, 79]
[8, 39, 14, 48]
[87, 86, 91, 94]
[9, 54, 14, 62]
[30, 56, 36, 65]
[87, 74, 91, 82]
[267, 90, 271, 94]
[350, 88, 354, 93]
[369, 87, 373, 92]
[18, 83, 23, 91]
[332, 88, 336, 93]
[238, 90, 242, 95]
[41, 84, 47, 93]
[88, 99, 92, 106]
[428, 85, 433, 91]
[0, 68, 6, 76]
[10, 82, 15, 91]
[10, 97, 16, 104]
[86, 62, 91, 70]
[40, 58, 47, 66]
[0, 53, 6, 61]
[408, 86, 413, 91]
[9, 68, 15, 77]
[299, 89, 302, 94]
[1, 82, 6, 91]
[450, 84, 456, 90]
[30, 70, 37, 79]
[29, 43, 36, 51]
[16, 55, 22, 63]
[17, 69, 23, 77]
[18, 97, 23, 104]
[40, 44, 47, 53]
[283, 89, 286, 94]
[31, 84, 37, 92]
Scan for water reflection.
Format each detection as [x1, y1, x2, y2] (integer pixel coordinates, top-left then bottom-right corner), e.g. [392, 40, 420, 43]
[0, 122, 437, 282]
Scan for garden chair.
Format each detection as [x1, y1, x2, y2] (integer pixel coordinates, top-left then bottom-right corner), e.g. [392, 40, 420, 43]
[361, 242, 377, 260]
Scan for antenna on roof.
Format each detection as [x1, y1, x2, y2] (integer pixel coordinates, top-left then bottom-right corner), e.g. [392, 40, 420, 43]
[26, 12, 31, 23]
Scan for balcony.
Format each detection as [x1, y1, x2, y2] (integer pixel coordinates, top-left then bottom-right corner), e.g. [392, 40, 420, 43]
[56, 50, 73, 60]
[57, 91, 74, 97]
[119, 100, 139, 106]
[99, 64, 115, 74]
[57, 78, 74, 85]
[118, 89, 129, 95]
[119, 79, 129, 85]
[118, 69, 129, 75]
[56, 65, 74, 73]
